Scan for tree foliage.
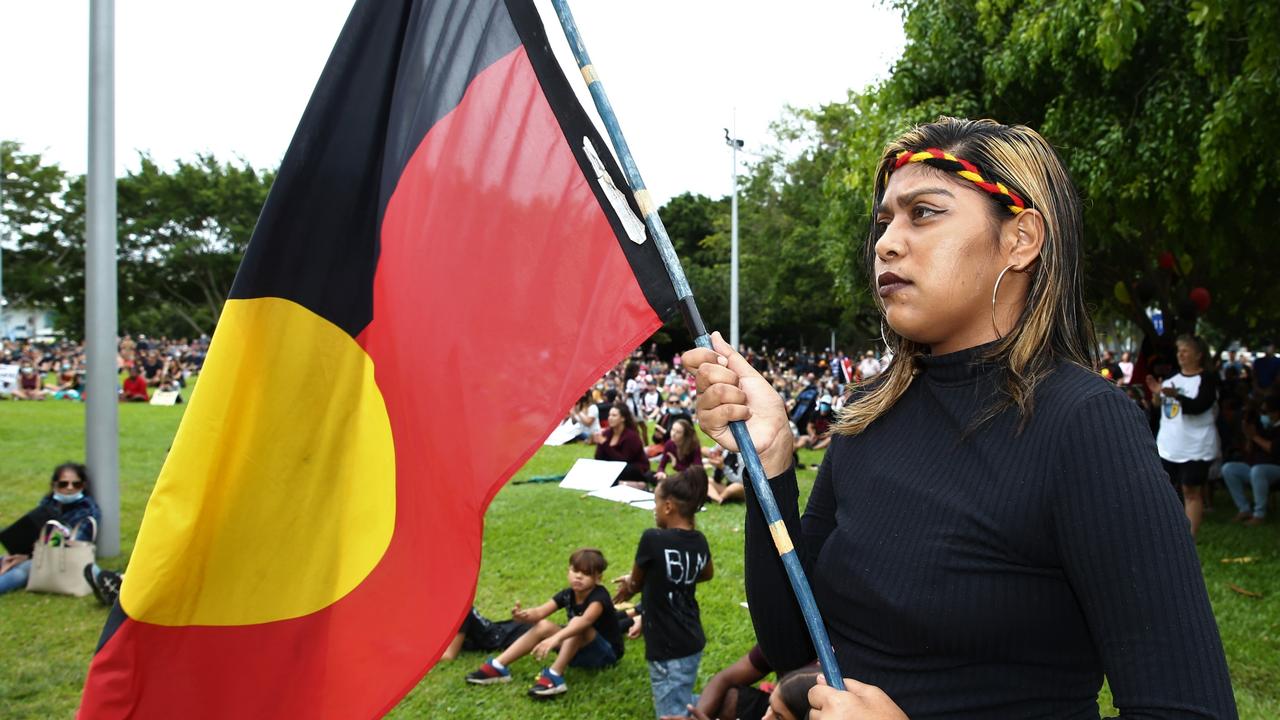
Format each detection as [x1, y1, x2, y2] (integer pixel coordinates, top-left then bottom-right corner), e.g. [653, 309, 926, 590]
[4, 1, 1275, 347]
[822, 0, 1280, 340]
[2, 144, 273, 338]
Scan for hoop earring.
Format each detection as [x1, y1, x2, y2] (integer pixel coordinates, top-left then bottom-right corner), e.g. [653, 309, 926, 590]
[880, 320, 891, 351]
[991, 264, 1017, 338]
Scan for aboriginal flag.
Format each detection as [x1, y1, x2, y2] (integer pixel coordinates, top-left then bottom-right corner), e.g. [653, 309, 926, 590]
[79, 1, 676, 717]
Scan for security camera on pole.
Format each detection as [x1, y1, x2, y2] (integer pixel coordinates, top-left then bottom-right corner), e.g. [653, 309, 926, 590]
[724, 127, 743, 352]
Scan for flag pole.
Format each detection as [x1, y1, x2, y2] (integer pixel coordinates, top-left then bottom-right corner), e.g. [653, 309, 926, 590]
[548, 0, 845, 689]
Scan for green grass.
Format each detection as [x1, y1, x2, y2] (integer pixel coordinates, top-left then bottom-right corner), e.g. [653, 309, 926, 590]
[1, 400, 1278, 718]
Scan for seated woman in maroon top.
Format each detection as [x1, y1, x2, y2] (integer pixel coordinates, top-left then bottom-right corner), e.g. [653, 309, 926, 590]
[655, 419, 704, 481]
[593, 403, 651, 488]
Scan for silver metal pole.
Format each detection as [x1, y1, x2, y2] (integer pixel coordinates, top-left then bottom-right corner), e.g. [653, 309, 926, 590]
[87, 0, 120, 557]
[726, 126, 741, 351]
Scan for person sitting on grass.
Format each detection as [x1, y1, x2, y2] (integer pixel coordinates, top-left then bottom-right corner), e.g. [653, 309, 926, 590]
[441, 606, 532, 661]
[704, 446, 746, 505]
[614, 468, 714, 719]
[0, 462, 122, 604]
[49, 364, 82, 401]
[592, 403, 653, 489]
[1223, 396, 1279, 526]
[464, 548, 624, 699]
[666, 644, 774, 720]
[662, 656, 817, 720]
[14, 363, 47, 400]
[654, 419, 706, 482]
[121, 366, 149, 402]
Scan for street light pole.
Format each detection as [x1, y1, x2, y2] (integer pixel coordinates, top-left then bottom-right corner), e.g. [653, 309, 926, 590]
[724, 128, 743, 351]
[87, 0, 120, 556]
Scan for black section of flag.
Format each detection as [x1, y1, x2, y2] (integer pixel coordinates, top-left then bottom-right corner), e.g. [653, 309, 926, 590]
[230, 0, 520, 338]
[379, 0, 522, 217]
[503, 0, 678, 320]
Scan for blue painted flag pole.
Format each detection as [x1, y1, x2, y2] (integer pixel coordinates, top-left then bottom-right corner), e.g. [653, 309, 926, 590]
[549, 0, 845, 690]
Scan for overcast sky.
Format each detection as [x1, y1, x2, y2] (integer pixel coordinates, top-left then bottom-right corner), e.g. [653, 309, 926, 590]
[1, 1, 904, 204]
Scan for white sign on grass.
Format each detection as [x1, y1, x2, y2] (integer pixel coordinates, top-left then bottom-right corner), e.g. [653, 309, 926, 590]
[544, 420, 581, 446]
[558, 458, 625, 492]
[588, 483, 655, 510]
[150, 390, 181, 406]
[0, 365, 18, 394]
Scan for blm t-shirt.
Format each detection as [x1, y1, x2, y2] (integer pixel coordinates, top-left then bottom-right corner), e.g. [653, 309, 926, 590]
[552, 585, 624, 658]
[635, 527, 711, 661]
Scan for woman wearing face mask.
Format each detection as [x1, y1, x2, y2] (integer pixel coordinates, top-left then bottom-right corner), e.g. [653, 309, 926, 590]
[0, 463, 119, 603]
[684, 118, 1234, 718]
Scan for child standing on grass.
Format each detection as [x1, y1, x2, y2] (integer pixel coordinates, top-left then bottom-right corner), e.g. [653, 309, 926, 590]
[614, 466, 714, 718]
[464, 548, 623, 700]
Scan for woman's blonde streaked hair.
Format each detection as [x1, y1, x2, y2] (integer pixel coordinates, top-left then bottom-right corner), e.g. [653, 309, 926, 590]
[833, 117, 1097, 436]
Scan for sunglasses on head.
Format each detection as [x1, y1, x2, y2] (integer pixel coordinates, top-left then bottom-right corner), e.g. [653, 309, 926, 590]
[56, 479, 85, 490]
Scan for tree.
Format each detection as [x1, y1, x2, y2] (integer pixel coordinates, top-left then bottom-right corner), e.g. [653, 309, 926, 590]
[1, 141, 83, 328]
[116, 154, 274, 337]
[1, 144, 274, 338]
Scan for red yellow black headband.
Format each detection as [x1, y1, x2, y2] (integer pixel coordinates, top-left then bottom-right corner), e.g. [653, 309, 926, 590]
[892, 148, 1029, 215]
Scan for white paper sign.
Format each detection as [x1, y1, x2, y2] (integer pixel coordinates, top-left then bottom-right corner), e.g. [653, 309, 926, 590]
[544, 420, 581, 446]
[558, 458, 625, 492]
[0, 365, 19, 394]
[587, 484, 655, 506]
[149, 390, 180, 406]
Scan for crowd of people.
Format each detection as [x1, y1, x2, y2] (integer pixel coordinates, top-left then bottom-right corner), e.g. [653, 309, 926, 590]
[3, 331, 1275, 717]
[1, 335, 207, 403]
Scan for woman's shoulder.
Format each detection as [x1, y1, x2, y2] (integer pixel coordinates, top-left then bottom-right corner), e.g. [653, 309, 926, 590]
[1039, 361, 1147, 431]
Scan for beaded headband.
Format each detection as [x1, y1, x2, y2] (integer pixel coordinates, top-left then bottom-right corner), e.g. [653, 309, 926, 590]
[892, 148, 1029, 215]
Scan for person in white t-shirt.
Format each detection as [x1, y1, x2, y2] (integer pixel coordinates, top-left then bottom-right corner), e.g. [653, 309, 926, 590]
[570, 392, 601, 440]
[1146, 335, 1219, 538]
[857, 350, 882, 381]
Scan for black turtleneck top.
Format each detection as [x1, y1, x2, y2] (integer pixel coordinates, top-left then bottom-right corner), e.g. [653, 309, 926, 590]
[745, 345, 1235, 719]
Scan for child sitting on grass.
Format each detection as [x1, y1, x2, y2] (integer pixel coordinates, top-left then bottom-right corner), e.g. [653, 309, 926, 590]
[464, 548, 624, 699]
[614, 467, 714, 719]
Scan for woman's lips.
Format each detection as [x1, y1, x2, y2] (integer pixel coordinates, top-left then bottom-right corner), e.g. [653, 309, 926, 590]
[877, 271, 911, 298]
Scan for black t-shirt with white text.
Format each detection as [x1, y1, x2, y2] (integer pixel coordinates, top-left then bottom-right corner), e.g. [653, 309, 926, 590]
[551, 585, 624, 658]
[634, 527, 711, 661]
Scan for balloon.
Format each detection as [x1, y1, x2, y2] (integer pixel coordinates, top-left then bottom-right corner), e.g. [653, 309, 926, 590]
[1158, 251, 1176, 271]
[1190, 287, 1211, 313]
[1114, 281, 1132, 305]
[1179, 253, 1194, 275]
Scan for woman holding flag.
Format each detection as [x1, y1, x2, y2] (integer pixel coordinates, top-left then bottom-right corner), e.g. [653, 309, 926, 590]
[684, 118, 1235, 718]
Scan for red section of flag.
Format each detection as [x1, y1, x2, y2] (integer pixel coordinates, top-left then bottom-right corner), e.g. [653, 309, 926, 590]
[79, 45, 660, 719]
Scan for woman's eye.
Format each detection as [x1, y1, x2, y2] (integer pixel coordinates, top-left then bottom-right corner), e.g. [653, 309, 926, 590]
[912, 205, 939, 220]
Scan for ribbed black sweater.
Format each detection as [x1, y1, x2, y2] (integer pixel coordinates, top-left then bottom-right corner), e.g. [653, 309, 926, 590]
[745, 345, 1236, 719]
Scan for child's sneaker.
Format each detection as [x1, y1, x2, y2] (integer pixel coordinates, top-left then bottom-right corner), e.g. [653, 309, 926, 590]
[464, 658, 511, 685]
[527, 667, 566, 698]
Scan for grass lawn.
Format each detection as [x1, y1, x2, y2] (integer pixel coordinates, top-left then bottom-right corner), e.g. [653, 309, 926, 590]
[1, 400, 1277, 718]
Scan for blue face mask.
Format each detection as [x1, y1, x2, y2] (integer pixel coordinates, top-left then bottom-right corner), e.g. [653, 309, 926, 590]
[53, 491, 84, 504]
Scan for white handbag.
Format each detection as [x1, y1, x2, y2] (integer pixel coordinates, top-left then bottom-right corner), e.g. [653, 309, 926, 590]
[26, 517, 97, 597]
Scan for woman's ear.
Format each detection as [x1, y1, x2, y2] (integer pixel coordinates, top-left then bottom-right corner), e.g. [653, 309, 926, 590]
[1003, 208, 1046, 271]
